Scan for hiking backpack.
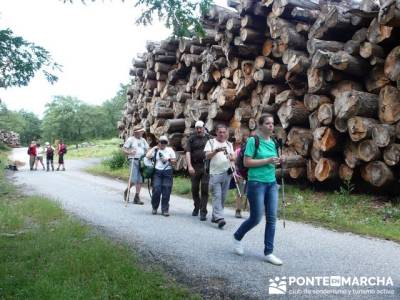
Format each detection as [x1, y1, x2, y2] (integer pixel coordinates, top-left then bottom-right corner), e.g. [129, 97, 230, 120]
[236, 136, 280, 180]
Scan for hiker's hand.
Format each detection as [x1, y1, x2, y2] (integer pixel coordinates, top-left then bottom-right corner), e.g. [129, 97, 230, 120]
[130, 149, 136, 156]
[279, 155, 286, 164]
[188, 166, 195, 176]
[269, 157, 281, 165]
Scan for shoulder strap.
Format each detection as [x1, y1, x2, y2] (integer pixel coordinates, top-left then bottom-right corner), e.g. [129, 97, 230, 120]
[253, 135, 260, 158]
[271, 137, 280, 157]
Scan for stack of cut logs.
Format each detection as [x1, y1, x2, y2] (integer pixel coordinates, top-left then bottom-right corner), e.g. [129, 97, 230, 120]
[118, 0, 400, 191]
[0, 129, 20, 147]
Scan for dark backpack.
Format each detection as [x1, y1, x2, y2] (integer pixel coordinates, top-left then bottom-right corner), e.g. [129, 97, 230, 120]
[236, 136, 280, 180]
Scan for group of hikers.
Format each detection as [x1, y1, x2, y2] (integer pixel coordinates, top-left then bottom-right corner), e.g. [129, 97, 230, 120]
[27, 140, 67, 171]
[123, 113, 286, 265]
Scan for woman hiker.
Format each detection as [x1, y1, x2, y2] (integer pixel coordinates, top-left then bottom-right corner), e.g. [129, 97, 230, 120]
[232, 114, 285, 266]
[146, 135, 176, 216]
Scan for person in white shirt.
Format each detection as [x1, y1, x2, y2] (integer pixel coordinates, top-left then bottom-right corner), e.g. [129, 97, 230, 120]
[146, 135, 176, 216]
[204, 124, 236, 229]
[122, 125, 149, 204]
[34, 143, 46, 171]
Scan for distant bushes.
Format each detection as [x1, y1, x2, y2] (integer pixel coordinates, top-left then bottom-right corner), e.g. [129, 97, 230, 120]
[103, 150, 128, 170]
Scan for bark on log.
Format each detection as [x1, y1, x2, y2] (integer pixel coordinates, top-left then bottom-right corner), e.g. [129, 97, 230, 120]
[307, 38, 344, 55]
[304, 94, 331, 111]
[365, 65, 390, 93]
[334, 90, 379, 120]
[254, 56, 275, 70]
[339, 163, 354, 181]
[367, 18, 393, 44]
[379, 85, 400, 124]
[307, 160, 317, 182]
[344, 141, 360, 168]
[277, 99, 309, 128]
[361, 161, 394, 187]
[286, 127, 313, 156]
[329, 51, 370, 76]
[384, 46, 400, 82]
[164, 119, 186, 133]
[360, 42, 385, 59]
[309, 110, 321, 130]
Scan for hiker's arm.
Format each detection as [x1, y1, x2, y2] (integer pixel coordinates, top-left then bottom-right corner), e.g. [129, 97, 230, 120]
[185, 152, 193, 168]
[244, 156, 280, 167]
[205, 148, 224, 160]
[146, 147, 156, 159]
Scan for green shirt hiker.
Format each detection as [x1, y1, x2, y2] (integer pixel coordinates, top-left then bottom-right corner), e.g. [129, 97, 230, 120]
[244, 135, 278, 183]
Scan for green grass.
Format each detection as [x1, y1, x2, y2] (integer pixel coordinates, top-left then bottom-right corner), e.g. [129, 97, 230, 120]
[0, 150, 199, 299]
[66, 138, 122, 159]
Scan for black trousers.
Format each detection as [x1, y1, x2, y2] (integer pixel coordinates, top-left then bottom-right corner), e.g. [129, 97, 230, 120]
[191, 165, 209, 215]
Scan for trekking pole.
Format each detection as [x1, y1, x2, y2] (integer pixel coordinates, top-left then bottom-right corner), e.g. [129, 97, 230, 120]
[125, 158, 134, 207]
[277, 138, 286, 228]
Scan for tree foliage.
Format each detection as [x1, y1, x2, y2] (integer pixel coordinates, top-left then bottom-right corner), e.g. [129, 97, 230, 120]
[41, 84, 126, 143]
[0, 28, 61, 88]
[0, 103, 42, 145]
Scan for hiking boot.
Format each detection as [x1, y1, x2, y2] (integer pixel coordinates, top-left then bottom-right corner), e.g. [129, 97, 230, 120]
[162, 210, 170, 217]
[56, 167, 59, 171]
[233, 237, 244, 256]
[133, 194, 144, 205]
[200, 214, 207, 221]
[62, 168, 66, 171]
[264, 254, 283, 266]
[235, 209, 242, 218]
[211, 217, 218, 223]
[152, 209, 157, 215]
[218, 219, 226, 229]
[192, 208, 199, 216]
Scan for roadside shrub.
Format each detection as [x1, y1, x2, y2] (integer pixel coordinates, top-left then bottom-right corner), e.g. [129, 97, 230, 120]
[103, 150, 127, 170]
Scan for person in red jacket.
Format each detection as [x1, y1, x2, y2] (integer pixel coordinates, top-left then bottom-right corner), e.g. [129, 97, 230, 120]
[27, 141, 37, 171]
[56, 140, 67, 171]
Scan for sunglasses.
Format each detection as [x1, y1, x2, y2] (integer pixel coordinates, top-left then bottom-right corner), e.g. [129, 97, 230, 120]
[160, 140, 168, 144]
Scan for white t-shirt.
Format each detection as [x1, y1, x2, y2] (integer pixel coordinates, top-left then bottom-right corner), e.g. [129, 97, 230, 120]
[123, 136, 149, 159]
[37, 147, 45, 157]
[149, 146, 176, 170]
[204, 139, 234, 175]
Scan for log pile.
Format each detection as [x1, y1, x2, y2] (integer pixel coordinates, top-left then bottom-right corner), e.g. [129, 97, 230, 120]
[119, 0, 400, 191]
[0, 129, 20, 147]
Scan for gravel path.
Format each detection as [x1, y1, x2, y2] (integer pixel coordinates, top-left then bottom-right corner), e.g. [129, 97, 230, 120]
[9, 148, 400, 299]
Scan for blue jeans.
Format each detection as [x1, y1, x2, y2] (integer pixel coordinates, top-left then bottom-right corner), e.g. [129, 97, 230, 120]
[234, 181, 278, 255]
[151, 169, 173, 212]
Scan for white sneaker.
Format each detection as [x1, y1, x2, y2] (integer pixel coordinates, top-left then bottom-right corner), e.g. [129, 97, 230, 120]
[233, 237, 244, 256]
[264, 254, 283, 265]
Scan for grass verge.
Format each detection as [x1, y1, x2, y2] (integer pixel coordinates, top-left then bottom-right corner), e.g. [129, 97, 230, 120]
[66, 138, 122, 159]
[86, 161, 400, 242]
[0, 150, 198, 299]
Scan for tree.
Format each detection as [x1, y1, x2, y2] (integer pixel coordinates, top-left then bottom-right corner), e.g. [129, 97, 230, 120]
[0, 28, 61, 88]
[0, 103, 42, 145]
[64, 0, 213, 37]
[101, 83, 127, 137]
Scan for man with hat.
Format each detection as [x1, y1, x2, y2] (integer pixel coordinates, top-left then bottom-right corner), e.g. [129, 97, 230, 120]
[122, 124, 149, 204]
[185, 120, 210, 221]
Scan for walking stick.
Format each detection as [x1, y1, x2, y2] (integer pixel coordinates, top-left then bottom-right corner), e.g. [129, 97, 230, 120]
[277, 138, 286, 228]
[125, 158, 134, 207]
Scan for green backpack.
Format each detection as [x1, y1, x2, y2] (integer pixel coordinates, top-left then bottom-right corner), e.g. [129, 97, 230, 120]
[139, 149, 158, 180]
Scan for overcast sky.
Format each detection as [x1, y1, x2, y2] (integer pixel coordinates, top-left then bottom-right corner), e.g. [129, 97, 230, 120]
[0, 0, 171, 117]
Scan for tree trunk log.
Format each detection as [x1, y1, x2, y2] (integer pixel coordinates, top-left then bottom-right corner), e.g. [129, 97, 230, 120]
[361, 161, 394, 187]
[277, 99, 309, 128]
[379, 85, 400, 124]
[164, 119, 186, 133]
[383, 143, 400, 166]
[347, 116, 379, 142]
[372, 124, 396, 147]
[317, 103, 334, 125]
[307, 160, 317, 182]
[315, 158, 339, 182]
[334, 90, 379, 120]
[344, 141, 360, 168]
[304, 94, 331, 111]
[384, 46, 400, 82]
[358, 139, 381, 162]
[329, 51, 370, 76]
[286, 127, 313, 156]
[313, 126, 340, 152]
[367, 18, 393, 44]
[339, 163, 354, 181]
[365, 65, 390, 93]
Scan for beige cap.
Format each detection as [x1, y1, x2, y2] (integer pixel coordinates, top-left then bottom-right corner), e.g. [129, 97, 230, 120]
[133, 125, 145, 133]
[159, 135, 169, 142]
